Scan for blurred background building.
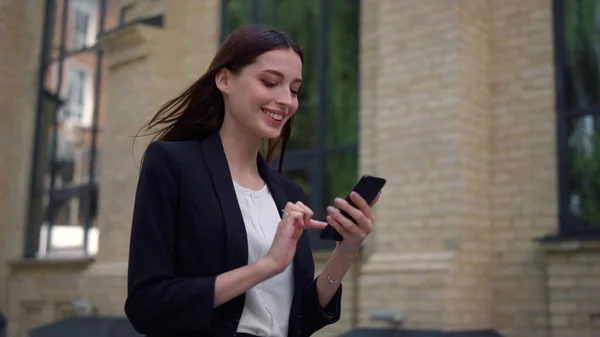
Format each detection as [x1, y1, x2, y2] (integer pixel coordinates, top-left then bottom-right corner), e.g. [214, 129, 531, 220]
[0, 0, 599, 337]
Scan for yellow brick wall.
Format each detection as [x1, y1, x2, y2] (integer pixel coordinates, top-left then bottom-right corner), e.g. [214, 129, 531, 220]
[543, 242, 600, 337]
[357, 1, 598, 337]
[0, 0, 45, 320]
[6, 262, 90, 337]
[489, 1, 557, 336]
[357, 0, 493, 330]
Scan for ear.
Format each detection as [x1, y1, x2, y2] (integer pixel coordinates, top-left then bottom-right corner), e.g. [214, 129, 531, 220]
[215, 68, 231, 95]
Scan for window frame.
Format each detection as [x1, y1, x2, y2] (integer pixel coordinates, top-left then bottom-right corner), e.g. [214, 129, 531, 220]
[24, 0, 107, 259]
[552, 0, 600, 238]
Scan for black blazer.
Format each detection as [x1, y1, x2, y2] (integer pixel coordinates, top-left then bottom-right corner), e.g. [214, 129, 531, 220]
[124, 133, 342, 337]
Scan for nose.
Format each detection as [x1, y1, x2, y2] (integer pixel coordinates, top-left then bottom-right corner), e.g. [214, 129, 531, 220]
[275, 89, 293, 109]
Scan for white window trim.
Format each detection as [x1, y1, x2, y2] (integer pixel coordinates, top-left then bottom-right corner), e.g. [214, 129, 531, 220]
[70, 0, 97, 50]
[64, 60, 94, 128]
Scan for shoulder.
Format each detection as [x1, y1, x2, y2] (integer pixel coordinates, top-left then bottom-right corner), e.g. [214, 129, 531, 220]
[145, 140, 200, 160]
[141, 140, 203, 174]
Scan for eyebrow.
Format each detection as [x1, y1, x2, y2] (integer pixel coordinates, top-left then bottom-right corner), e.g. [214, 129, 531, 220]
[263, 69, 302, 84]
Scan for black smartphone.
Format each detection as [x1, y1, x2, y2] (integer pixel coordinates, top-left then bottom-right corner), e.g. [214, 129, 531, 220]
[320, 175, 387, 241]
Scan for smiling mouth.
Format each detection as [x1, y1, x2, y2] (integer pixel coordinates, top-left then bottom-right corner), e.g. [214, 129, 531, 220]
[262, 109, 285, 121]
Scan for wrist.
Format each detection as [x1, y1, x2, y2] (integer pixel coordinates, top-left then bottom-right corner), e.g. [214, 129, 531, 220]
[255, 257, 281, 279]
[336, 241, 360, 258]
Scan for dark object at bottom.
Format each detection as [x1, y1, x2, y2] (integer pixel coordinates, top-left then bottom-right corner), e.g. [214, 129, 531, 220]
[29, 316, 143, 337]
[338, 328, 503, 337]
[0, 311, 6, 337]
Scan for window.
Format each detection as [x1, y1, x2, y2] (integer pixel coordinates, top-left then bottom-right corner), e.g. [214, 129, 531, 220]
[554, 0, 600, 236]
[70, 0, 97, 50]
[25, 0, 108, 259]
[222, 0, 360, 250]
[65, 63, 93, 126]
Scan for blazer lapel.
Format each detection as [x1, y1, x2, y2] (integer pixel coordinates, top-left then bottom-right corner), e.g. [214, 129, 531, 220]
[200, 133, 248, 272]
[257, 155, 287, 217]
[258, 156, 313, 296]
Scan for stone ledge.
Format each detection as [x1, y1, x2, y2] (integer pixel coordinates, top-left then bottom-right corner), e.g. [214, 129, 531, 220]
[81, 261, 128, 277]
[339, 327, 503, 337]
[361, 251, 454, 274]
[97, 14, 164, 69]
[535, 234, 600, 253]
[8, 256, 95, 269]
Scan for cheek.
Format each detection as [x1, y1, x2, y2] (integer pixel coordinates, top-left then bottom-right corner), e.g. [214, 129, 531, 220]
[289, 100, 299, 114]
[251, 85, 274, 105]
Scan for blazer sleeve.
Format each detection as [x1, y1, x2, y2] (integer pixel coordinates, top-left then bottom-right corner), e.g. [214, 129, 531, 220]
[297, 188, 343, 336]
[124, 142, 216, 335]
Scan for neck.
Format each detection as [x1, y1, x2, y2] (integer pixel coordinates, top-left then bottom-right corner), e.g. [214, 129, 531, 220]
[219, 119, 263, 181]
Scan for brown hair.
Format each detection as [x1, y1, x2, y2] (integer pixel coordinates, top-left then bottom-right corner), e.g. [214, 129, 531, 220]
[137, 24, 303, 172]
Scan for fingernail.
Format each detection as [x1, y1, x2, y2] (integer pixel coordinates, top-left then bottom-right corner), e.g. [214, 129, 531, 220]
[334, 198, 344, 204]
[350, 191, 358, 198]
[327, 206, 335, 213]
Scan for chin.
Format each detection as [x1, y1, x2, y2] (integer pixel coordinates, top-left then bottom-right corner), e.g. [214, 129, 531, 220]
[260, 128, 283, 140]
[256, 120, 285, 139]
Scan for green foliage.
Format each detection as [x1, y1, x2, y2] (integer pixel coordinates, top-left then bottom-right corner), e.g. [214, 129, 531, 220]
[563, 0, 599, 110]
[323, 1, 360, 205]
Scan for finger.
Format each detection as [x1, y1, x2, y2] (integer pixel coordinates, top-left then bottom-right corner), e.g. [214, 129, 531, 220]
[295, 201, 314, 224]
[327, 206, 366, 238]
[288, 211, 306, 230]
[333, 198, 370, 231]
[370, 191, 382, 208]
[284, 201, 303, 213]
[282, 207, 304, 224]
[348, 192, 373, 220]
[283, 202, 304, 223]
[325, 214, 351, 238]
[306, 219, 327, 230]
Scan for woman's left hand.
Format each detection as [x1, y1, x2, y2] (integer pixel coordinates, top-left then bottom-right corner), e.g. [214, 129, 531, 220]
[325, 191, 381, 254]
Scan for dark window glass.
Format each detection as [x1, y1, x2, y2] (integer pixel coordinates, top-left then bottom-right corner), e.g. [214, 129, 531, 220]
[563, 0, 600, 113]
[557, 0, 600, 234]
[566, 114, 600, 228]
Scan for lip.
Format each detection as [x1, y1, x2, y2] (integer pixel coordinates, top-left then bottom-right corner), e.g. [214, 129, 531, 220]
[262, 108, 286, 126]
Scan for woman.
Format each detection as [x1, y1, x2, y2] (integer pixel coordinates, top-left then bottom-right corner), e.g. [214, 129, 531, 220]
[125, 24, 380, 337]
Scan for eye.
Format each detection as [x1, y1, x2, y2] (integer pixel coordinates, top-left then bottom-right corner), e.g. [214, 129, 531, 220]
[261, 80, 276, 88]
[290, 89, 298, 97]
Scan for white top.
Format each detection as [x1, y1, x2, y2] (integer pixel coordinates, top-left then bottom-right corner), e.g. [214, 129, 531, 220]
[233, 180, 294, 337]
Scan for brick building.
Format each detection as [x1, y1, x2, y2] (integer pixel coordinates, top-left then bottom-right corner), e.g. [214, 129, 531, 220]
[0, 1, 599, 337]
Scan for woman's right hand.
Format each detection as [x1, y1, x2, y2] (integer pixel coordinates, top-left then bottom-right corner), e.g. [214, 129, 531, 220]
[262, 201, 327, 274]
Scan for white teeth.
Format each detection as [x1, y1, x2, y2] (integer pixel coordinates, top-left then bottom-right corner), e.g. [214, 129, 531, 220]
[263, 110, 284, 121]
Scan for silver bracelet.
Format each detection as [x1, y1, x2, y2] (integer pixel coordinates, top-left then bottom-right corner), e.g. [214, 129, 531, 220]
[326, 275, 341, 284]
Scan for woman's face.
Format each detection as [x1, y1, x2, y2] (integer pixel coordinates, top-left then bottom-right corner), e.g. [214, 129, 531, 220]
[217, 48, 303, 139]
